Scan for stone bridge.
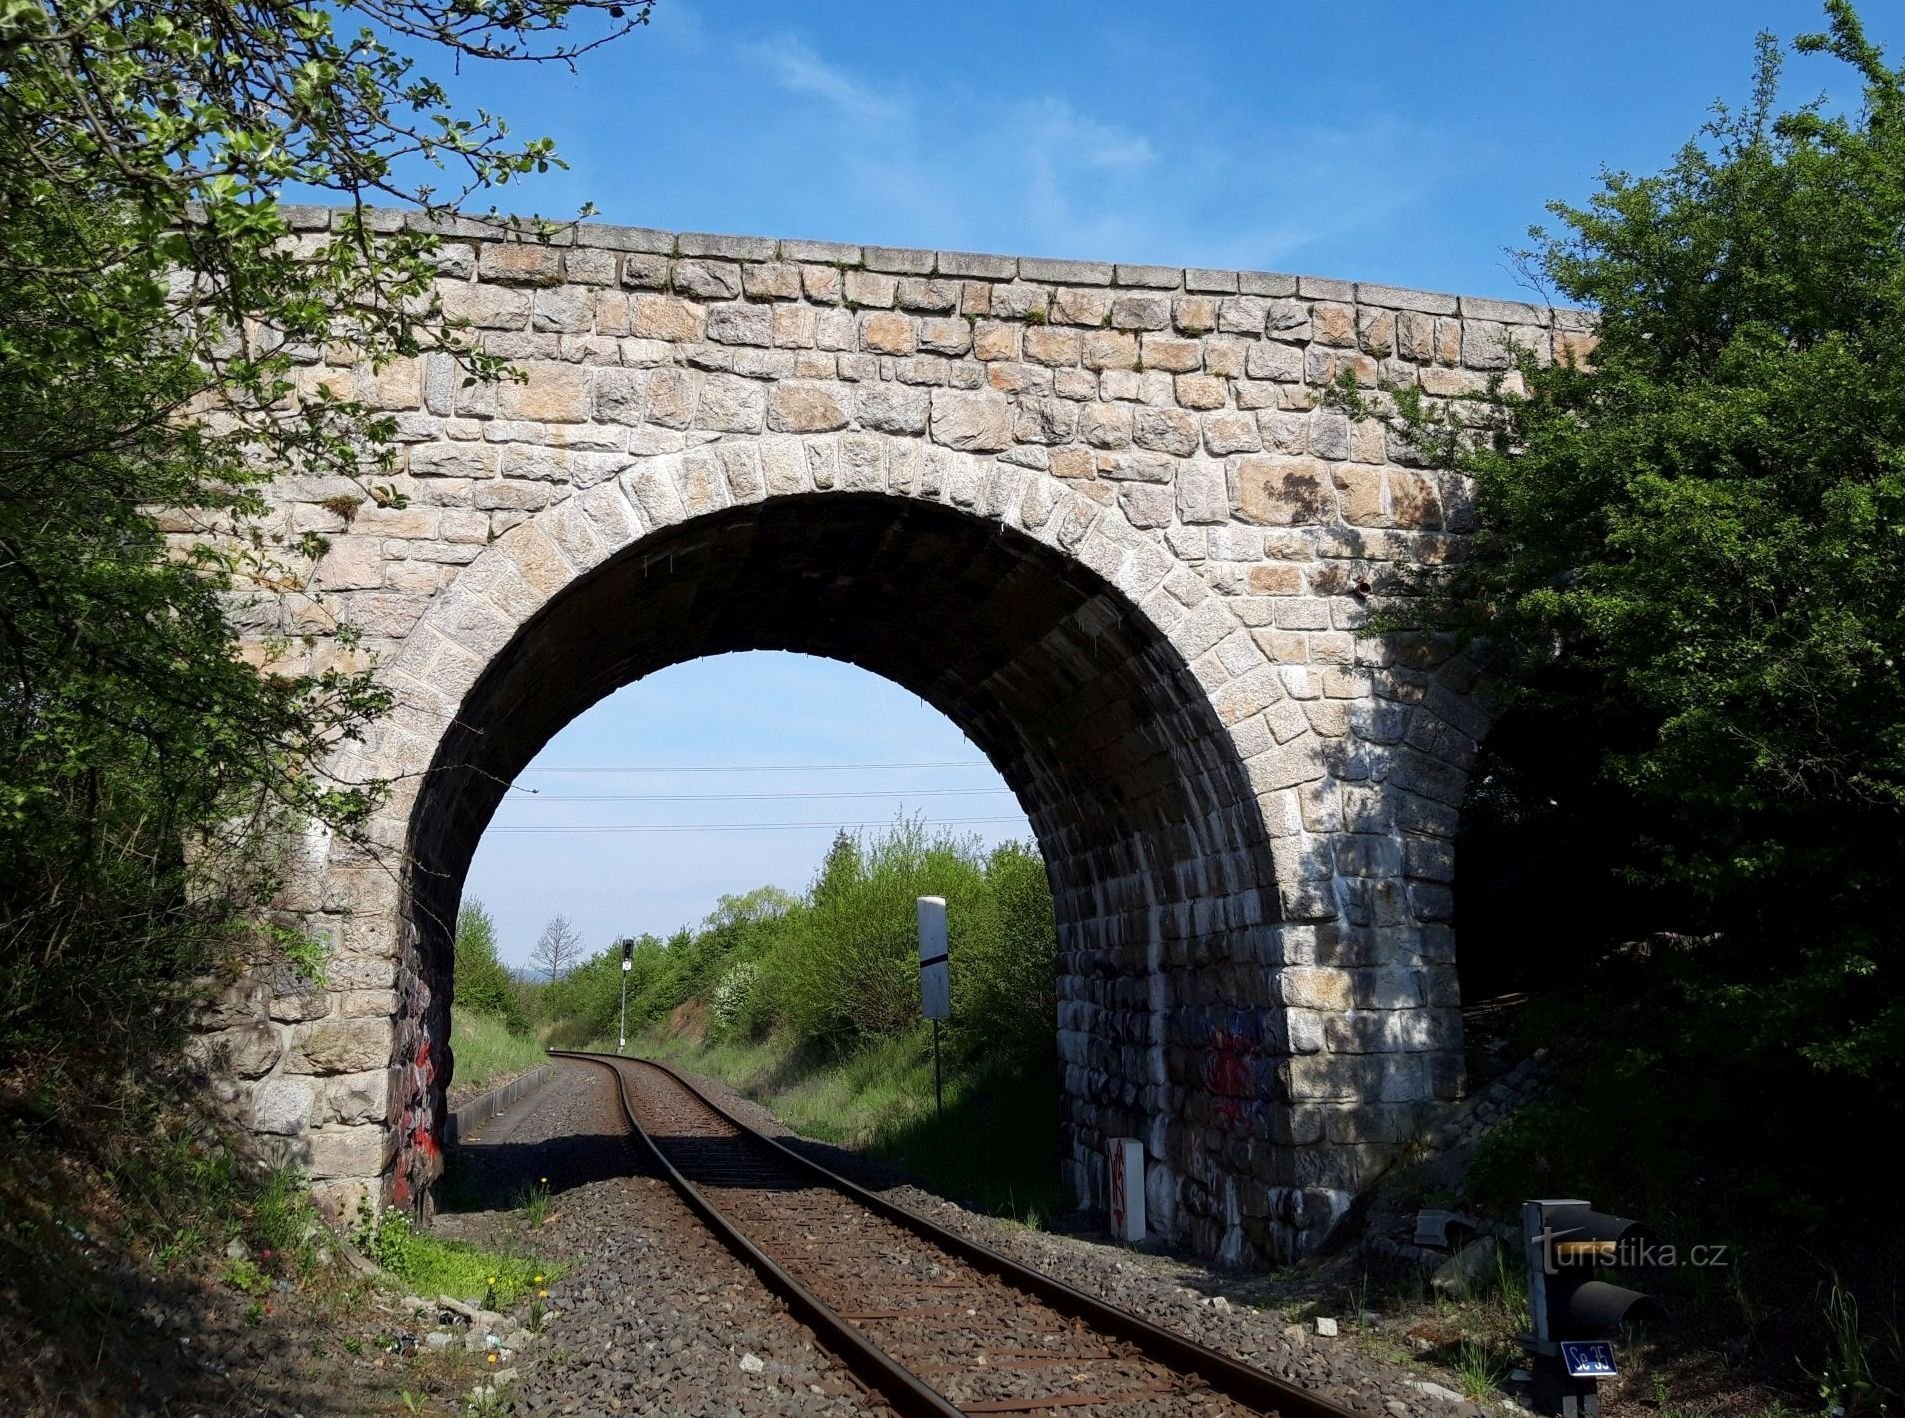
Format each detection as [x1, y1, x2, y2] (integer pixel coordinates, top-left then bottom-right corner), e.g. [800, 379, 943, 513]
[193, 211, 1592, 1263]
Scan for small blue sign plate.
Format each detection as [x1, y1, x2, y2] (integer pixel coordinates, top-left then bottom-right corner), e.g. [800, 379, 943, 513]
[1561, 1341, 1619, 1378]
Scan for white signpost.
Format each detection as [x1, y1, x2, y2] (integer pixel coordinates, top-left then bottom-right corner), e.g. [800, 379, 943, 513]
[1107, 1137, 1146, 1242]
[918, 896, 949, 1115]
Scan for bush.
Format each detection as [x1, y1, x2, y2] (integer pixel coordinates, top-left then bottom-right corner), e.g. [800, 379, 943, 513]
[537, 818, 1061, 1072]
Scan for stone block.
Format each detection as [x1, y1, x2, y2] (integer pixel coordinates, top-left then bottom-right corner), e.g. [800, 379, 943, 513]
[1024, 326, 1081, 366]
[477, 243, 562, 286]
[1111, 293, 1172, 330]
[693, 374, 765, 433]
[1119, 483, 1175, 529]
[672, 259, 743, 300]
[1081, 330, 1139, 370]
[930, 390, 1011, 452]
[768, 382, 849, 433]
[253, 1078, 315, 1136]
[299, 1124, 394, 1180]
[1020, 256, 1112, 285]
[204, 1022, 284, 1079]
[1132, 407, 1198, 457]
[288, 1017, 392, 1075]
[860, 311, 916, 355]
[1232, 457, 1332, 525]
[496, 363, 590, 422]
[318, 1069, 391, 1125]
[1176, 374, 1227, 411]
[706, 303, 773, 347]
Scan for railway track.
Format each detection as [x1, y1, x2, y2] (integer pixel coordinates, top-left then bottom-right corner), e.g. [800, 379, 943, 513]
[552, 1049, 1359, 1418]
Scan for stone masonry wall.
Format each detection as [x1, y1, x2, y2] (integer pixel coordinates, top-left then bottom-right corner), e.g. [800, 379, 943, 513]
[180, 208, 1593, 1263]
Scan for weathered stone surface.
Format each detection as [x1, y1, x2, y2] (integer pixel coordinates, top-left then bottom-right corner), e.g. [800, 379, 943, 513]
[300, 1124, 394, 1180]
[205, 215, 1542, 1264]
[288, 1018, 392, 1075]
[254, 1078, 316, 1135]
[1233, 456, 1333, 525]
[768, 382, 849, 433]
[207, 1022, 283, 1079]
[854, 382, 930, 435]
[930, 390, 1011, 451]
[318, 1069, 391, 1125]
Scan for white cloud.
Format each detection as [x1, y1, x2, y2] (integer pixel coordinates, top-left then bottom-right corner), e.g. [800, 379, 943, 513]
[737, 31, 1456, 275]
[744, 35, 902, 123]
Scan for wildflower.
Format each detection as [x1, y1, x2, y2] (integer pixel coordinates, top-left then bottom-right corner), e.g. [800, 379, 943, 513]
[487, 1275, 497, 1285]
[487, 1353, 497, 1365]
[533, 1274, 544, 1284]
[537, 1290, 548, 1299]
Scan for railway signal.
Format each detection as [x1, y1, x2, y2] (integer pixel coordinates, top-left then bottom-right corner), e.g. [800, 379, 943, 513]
[618, 937, 633, 1053]
[1521, 1198, 1665, 1416]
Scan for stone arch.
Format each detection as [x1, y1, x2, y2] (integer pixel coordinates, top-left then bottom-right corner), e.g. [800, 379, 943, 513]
[215, 218, 1544, 1263]
[323, 432, 1392, 1259]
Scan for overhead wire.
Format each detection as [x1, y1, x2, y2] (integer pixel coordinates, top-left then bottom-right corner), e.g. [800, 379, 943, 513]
[486, 816, 1027, 835]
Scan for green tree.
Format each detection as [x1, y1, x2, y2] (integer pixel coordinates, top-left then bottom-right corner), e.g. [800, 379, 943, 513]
[1341, 1, 1905, 1244]
[0, 0, 647, 1064]
[453, 899, 528, 1033]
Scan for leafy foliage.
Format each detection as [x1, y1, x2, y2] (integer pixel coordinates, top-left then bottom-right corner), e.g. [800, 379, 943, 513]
[0, 0, 648, 1067]
[454, 899, 530, 1032]
[539, 819, 1060, 1074]
[1334, 0, 1905, 1366]
[1338, 0, 1905, 1092]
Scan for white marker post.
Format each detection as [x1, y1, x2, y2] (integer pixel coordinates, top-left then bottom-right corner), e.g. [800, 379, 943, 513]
[1108, 1137, 1145, 1242]
[917, 896, 949, 1117]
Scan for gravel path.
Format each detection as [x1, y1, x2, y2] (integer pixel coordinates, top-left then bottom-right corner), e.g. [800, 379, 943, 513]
[442, 1059, 1502, 1418]
[440, 1056, 889, 1417]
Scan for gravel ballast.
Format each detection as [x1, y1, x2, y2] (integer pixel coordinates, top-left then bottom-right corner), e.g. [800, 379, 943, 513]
[445, 1058, 1506, 1418]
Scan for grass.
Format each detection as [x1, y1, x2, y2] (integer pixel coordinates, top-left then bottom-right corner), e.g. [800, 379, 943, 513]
[451, 1007, 547, 1094]
[628, 1024, 1061, 1223]
[355, 1209, 557, 1308]
[1455, 1338, 1508, 1401]
[515, 1176, 552, 1228]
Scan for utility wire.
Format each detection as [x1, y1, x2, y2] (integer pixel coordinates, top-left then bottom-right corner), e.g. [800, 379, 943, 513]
[487, 816, 1027, 835]
[498, 787, 1015, 803]
[512, 759, 993, 777]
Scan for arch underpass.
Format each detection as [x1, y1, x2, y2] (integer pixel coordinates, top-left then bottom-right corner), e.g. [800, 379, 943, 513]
[407, 489, 1280, 1251]
[189, 216, 1545, 1262]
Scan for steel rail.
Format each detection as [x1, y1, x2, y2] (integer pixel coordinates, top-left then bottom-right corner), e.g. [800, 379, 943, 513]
[557, 1049, 959, 1418]
[552, 1048, 1360, 1418]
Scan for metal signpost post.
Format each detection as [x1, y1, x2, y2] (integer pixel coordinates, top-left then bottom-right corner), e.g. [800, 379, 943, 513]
[917, 897, 949, 1117]
[619, 937, 633, 1054]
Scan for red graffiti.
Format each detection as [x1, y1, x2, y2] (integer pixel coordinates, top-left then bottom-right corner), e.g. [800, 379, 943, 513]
[1202, 1027, 1259, 1127]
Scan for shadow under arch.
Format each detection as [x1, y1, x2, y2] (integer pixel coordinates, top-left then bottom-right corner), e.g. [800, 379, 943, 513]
[399, 489, 1282, 1230]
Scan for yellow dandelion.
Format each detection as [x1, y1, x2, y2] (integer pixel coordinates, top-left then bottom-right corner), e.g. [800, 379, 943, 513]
[487, 1275, 497, 1285]
[534, 1274, 544, 1284]
[487, 1353, 498, 1365]
[537, 1289, 548, 1299]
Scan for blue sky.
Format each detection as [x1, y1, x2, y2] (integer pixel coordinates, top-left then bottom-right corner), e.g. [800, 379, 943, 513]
[449, 2, 1903, 967]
